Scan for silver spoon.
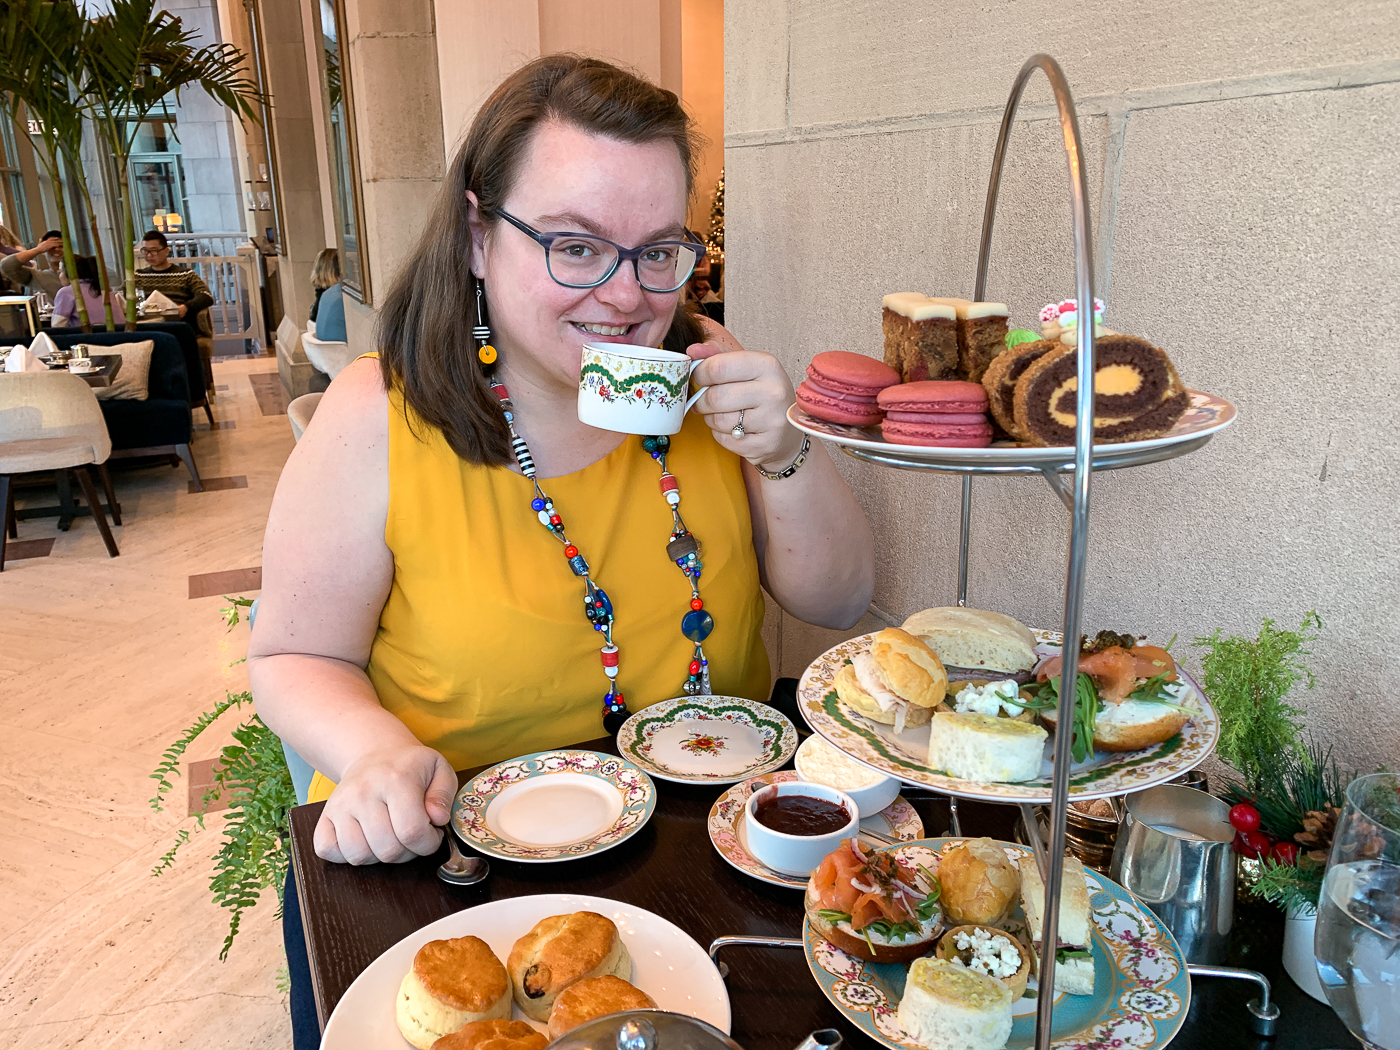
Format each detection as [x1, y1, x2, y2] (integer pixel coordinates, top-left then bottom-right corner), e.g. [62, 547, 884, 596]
[437, 832, 490, 886]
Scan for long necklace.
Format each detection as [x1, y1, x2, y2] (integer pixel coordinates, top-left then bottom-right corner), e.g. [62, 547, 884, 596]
[488, 378, 716, 733]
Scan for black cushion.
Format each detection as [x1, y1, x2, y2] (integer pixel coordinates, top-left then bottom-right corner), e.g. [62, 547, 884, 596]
[46, 321, 202, 403]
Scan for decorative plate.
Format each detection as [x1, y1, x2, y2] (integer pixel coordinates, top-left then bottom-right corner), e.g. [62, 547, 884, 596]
[617, 695, 800, 784]
[805, 838, 1190, 1050]
[321, 893, 730, 1048]
[788, 390, 1235, 468]
[798, 629, 1218, 803]
[450, 750, 655, 863]
[708, 770, 925, 888]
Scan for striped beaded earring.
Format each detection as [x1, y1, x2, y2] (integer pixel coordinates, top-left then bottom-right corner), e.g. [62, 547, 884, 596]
[473, 280, 497, 368]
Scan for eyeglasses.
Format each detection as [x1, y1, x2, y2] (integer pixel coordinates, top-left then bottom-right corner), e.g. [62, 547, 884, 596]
[140, 246, 168, 256]
[493, 208, 705, 294]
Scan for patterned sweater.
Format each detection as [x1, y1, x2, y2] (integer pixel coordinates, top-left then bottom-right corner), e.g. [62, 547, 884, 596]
[134, 264, 214, 316]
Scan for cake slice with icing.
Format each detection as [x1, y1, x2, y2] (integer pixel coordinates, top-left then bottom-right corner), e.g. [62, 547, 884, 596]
[882, 293, 959, 382]
[1011, 334, 1190, 446]
[929, 297, 1011, 382]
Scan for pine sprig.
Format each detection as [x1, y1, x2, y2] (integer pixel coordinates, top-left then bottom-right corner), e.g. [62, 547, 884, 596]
[1253, 855, 1326, 913]
[1193, 612, 1320, 793]
[1223, 739, 1346, 842]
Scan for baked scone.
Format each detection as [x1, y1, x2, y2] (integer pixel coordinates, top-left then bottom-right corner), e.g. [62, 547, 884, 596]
[397, 937, 512, 1050]
[882, 293, 959, 382]
[980, 339, 1057, 440]
[547, 975, 657, 1040]
[1011, 336, 1190, 446]
[937, 837, 1021, 927]
[507, 912, 631, 1022]
[431, 1019, 550, 1050]
[834, 628, 946, 733]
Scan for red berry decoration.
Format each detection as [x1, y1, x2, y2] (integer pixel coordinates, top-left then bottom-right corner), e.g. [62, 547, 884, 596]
[1272, 841, 1301, 866]
[1229, 803, 1261, 833]
[1240, 830, 1271, 859]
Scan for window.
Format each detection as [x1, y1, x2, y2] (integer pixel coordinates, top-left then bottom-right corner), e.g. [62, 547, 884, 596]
[0, 118, 33, 244]
[318, 0, 370, 302]
[125, 115, 191, 233]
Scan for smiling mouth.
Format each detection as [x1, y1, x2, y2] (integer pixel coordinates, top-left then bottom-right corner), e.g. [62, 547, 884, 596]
[572, 322, 636, 337]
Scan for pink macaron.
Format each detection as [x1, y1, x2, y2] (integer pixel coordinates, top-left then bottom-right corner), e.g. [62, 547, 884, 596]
[876, 380, 989, 414]
[877, 380, 993, 448]
[796, 351, 900, 427]
[881, 419, 994, 447]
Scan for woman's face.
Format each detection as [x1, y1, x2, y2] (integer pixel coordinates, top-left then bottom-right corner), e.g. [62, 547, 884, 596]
[470, 121, 689, 395]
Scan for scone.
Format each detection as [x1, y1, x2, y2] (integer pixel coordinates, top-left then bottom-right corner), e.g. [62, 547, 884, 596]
[507, 912, 631, 1022]
[431, 1019, 550, 1050]
[547, 975, 657, 1039]
[396, 936, 512, 1050]
[834, 628, 947, 734]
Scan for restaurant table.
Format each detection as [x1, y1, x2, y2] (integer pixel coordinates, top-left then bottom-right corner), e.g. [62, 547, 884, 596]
[290, 737, 1360, 1050]
[58, 354, 122, 387]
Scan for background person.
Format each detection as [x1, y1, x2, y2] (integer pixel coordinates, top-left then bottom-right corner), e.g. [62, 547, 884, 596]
[308, 246, 346, 341]
[308, 247, 339, 323]
[0, 222, 22, 255]
[51, 255, 124, 328]
[0, 230, 67, 298]
[134, 229, 213, 334]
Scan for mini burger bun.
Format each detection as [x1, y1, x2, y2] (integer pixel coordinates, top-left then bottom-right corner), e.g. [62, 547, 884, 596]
[901, 608, 1037, 674]
[870, 628, 948, 708]
[1042, 699, 1190, 752]
[803, 881, 939, 964]
[834, 663, 934, 729]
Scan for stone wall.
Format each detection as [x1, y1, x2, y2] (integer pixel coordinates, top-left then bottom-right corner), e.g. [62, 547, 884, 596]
[727, 2, 1400, 773]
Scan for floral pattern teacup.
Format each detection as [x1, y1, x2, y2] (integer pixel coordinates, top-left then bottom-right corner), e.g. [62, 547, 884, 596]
[578, 342, 706, 435]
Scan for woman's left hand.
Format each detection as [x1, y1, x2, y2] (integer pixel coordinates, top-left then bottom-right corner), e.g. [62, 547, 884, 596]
[688, 324, 804, 472]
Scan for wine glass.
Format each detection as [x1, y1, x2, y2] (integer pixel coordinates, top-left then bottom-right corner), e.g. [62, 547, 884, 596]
[1314, 772, 1400, 1050]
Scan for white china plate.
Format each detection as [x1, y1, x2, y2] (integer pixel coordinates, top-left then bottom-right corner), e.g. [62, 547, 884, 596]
[320, 893, 731, 1049]
[451, 750, 655, 862]
[805, 839, 1189, 1050]
[616, 695, 799, 784]
[788, 389, 1235, 466]
[707, 770, 925, 888]
[798, 629, 1218, 803]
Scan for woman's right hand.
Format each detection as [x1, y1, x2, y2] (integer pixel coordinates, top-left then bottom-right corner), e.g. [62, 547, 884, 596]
[312, 743, 459, 864]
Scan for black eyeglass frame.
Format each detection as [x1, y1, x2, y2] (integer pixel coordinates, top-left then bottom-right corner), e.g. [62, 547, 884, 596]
[492, 208, 707, 294]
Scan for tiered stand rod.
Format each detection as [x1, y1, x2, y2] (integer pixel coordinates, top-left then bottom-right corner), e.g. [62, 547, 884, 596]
[974, 54, 1097, 1050]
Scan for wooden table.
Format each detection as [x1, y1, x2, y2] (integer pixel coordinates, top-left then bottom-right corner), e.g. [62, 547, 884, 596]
[289, 737, 1359, 1050]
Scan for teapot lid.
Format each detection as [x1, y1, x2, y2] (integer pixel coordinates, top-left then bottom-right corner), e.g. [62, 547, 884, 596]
[546, 1010, 743, 1050]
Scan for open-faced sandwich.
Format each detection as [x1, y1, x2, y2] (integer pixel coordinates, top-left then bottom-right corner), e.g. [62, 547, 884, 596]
[806, 839, 943, 962]
[1028, 630, 1198, 757]
[834, 627, 948, 734]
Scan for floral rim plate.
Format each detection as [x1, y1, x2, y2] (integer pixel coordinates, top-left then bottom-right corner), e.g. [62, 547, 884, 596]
[788, 390, 1235, 467]
[798, 629, 1218, 802]
[707, 770, 925, 888]
[617, 695, 799, 784]
[450, 750, 655, 863]
[805, 838, 1190, 1050]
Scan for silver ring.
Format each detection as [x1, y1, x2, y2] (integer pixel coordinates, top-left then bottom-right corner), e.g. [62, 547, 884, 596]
[731, 410, 746, 437]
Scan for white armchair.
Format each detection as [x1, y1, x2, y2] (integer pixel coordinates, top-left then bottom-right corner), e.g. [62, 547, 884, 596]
[300, 331, 356, 382]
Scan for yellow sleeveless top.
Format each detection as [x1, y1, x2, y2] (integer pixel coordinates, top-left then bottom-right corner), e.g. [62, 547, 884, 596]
[306, 384, 769, 803]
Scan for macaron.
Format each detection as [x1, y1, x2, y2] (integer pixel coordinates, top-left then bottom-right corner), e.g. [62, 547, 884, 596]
[876, 380, 993, 448]
[795, 351, 900, 427]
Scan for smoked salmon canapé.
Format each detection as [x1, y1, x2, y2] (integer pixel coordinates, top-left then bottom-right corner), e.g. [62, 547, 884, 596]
[805, 839, 944, 963]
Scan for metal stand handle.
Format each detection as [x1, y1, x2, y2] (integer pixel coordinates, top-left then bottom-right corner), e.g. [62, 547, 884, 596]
[1188, 965, 1281, 1037]
[708, 935, 803, 978]
[967, 54, 1098, 1050]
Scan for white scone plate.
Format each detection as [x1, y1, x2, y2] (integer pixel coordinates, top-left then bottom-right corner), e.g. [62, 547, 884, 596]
[707, 770, 925, 888]
[616, 695, 799, 784]
[788, 390, 1235, 468]
[451, 750, 655, 862]
[320, 892, 730, 1049]
[805, 838, 1189, 1050]
[797, 630, 1218, 802]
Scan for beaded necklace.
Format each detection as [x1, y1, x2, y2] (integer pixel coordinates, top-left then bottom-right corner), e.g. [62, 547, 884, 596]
[488, 378, 716, 733]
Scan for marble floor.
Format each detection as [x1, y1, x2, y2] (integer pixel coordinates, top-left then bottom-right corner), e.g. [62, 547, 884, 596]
[0, 356, 295, 1048]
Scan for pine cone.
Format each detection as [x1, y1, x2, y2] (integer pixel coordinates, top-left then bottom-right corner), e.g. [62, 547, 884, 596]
[1294, 804, 1341, 864]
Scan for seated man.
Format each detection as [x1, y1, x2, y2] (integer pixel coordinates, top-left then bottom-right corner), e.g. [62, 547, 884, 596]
[0, 231, 68, 298]
[134, 229, 213, 336]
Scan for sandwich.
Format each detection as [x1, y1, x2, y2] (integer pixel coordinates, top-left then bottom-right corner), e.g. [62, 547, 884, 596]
[897, 956, 1014, 1050]
[547, 976, 657, 1040]
[507, 912, 631, 1022]
[806, 839, 943, 963]
[396, 936, 512, 1050]
[926, 712, 1047, 783]
[1017, 853, 1096, 996]
[901, 607, 1039, 683]
[430, 1020, 549, 1050]
[835, 627, 948, 734]
[1031, 631, 1197, 756]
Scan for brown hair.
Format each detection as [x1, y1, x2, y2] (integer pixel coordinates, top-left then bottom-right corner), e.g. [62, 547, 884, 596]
[376, 54, 706, 465]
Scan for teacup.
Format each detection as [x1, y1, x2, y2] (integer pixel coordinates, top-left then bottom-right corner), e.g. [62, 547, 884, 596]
[578, 342, 707, 435]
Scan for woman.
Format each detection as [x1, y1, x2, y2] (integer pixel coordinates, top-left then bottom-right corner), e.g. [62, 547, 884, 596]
[249, 55, 872, 869]
[0, 222, 22, 255]
[308, 246, 338, 324]
[51, 254, 123, 328]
